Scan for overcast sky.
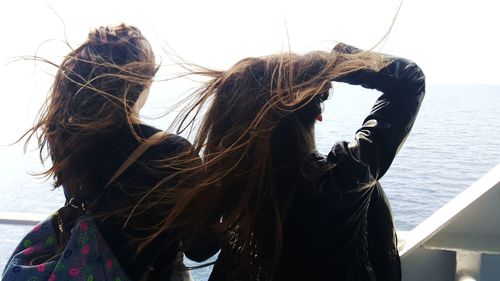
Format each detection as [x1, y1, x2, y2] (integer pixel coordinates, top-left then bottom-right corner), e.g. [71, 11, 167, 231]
[0, 0, 499, 141]
[1, 0, 499, 84]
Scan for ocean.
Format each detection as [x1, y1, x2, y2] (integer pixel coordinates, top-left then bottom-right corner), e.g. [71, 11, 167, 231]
[1, 84, 499, 279]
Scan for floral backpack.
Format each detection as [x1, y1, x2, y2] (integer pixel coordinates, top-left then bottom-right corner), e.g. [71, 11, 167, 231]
[2, 132, 190, 281]
[3, 215, 130, 281]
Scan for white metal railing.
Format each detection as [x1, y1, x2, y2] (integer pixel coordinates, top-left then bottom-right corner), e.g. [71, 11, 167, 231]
[400, 164, 500, 281]
[0, 211, 48, 226]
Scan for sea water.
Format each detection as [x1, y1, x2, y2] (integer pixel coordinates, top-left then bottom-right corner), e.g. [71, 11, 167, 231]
[1, 84, 499, 279]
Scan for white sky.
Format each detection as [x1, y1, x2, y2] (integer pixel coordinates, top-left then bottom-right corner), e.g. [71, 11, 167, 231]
[0, 0, 499, 142]
[1, 0, 499, 84]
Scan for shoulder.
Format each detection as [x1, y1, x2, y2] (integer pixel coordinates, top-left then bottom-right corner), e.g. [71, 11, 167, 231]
[157, 134, 193, 155]
[135, 124, 194, 157]
[326, 141, 375, 192]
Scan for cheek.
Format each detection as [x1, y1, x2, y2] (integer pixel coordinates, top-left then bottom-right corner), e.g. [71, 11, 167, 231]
[137, 88, 150, 108]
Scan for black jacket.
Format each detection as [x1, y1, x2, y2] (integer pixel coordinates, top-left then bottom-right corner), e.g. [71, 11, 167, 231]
[63, 124, 194, 281]
[280, 46, 425, 280]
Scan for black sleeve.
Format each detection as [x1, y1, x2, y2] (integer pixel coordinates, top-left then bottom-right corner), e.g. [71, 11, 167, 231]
[327, 44, 425, 191]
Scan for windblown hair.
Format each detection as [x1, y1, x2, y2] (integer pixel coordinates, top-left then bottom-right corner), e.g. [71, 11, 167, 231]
[22, 24, 158, 193]
[145, 44, 388, 280]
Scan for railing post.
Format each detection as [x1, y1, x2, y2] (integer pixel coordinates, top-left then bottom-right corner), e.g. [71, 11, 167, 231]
[456, 251, 481, 281]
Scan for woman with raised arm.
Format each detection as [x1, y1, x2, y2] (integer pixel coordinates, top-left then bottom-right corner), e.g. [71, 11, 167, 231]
[15, 24, 203, 280]
[159, 43, 425, 281]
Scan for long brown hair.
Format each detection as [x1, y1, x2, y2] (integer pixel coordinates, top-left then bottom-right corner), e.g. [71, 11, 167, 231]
[21, 24, 157, 194]
[144, 44, 388, 280]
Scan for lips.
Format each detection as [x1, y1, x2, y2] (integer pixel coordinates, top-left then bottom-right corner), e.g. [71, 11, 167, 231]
[316, 113, 323, 122]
